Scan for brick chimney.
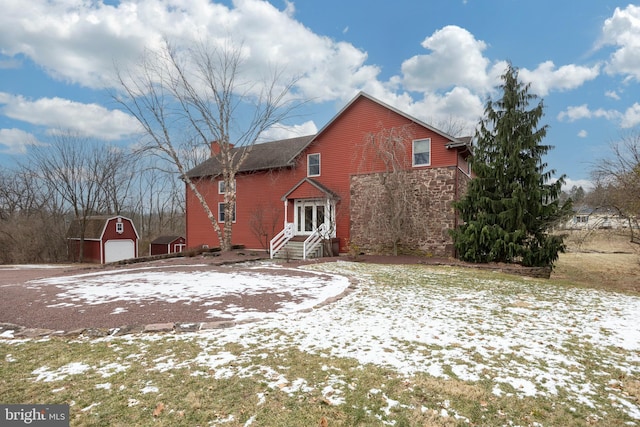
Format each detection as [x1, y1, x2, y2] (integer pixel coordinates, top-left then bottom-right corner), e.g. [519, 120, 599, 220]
[210, 140, 234, 157]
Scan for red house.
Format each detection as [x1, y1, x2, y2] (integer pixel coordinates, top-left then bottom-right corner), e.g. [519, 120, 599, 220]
[150, 235, 186, 255]
[185, 92, 472, 258]
[67, 215, 139, 264]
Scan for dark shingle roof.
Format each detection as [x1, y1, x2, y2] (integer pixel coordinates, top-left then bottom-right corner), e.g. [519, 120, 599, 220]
[66, 216, 112, 240]
[186, 135, 315, 178]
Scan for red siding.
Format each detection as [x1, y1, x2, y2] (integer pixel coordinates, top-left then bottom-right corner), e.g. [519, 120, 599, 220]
[186, 95, 464, 253]
[101, 218, 137, 241]
[68, 216, 138, 263]
[150, 237, 186, 255]
[287, 182, 328, 199]
[68, 239, 101, 264]
[171, 237, 186, 253]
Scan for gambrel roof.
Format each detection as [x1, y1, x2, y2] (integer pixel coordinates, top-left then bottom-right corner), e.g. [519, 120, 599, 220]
[66, 215, 138, 240]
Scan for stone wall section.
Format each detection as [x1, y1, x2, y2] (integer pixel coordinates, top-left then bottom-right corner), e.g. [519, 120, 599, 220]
[350, 167, 463, 257]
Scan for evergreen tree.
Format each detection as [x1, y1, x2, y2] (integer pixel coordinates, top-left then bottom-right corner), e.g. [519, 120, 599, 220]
[451, 64, 571, 267]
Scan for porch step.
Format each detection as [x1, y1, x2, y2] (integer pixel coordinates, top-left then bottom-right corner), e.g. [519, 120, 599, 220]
[273, 240, 323, 260]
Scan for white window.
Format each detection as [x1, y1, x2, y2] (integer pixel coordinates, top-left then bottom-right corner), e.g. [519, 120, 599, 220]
[576, 215, 589, 224]
[413, 138, 431, 167]
[115, 222, 124, 234]
[307, 153, 320, 177]
[218, 202, 236, 223]
[218, 179, 236, 194]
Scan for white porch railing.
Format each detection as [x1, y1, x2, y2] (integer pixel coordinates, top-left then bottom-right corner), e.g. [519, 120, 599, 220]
[270, 222, 294, 259]
[303, 223, 330, 260]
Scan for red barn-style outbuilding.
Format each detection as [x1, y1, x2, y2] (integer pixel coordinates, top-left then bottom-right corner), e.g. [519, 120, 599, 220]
[150, 235, 186, 255]
[185, 92, 472, 258]
[67, 215, 139, 264]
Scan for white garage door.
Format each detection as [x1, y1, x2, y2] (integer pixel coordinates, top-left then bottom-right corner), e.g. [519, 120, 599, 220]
[104, 240, 135, 263]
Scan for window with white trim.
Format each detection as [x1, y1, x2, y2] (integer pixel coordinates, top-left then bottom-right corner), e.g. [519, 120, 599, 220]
[115, 222, 124, 234]
[218, 179, 236, 194]
[218, 202, 236, 223]
[412, 138, 431, 166]
[576, 215, 589, 224]
[307, 153, 320, 177]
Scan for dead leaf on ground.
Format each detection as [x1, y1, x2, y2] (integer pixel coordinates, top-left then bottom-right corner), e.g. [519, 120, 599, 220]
[153, 402, 165, 417]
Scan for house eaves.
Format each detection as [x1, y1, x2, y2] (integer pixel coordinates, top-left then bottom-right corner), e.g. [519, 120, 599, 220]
[281, 177, 341, 201]
[314, 91, 462, 144]
[186, 134, 316, 178]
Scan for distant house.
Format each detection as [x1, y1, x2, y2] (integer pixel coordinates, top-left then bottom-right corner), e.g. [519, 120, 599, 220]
[185, 92, 473, 259]
[565, 206, 629, 230]
[150, 235, 186, 255]
[67, 215, 139, 264]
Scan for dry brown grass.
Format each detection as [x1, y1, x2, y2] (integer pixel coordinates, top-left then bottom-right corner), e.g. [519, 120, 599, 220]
[553, 229, 640, 294]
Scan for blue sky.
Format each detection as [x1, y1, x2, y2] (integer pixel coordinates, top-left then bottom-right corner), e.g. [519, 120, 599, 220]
[1, 0, 639, 189]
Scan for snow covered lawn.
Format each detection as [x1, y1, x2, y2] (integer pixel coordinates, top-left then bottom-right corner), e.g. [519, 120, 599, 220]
[1, 260, 639, 426]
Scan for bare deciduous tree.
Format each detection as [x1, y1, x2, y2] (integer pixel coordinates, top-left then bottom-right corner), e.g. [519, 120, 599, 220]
[26, 131, 138, 261]
[249, 202, 281, 250]
[114, 38, 301, 251]
[591, 129, 640, 242]
[129, 157, 185, 255]
[0, 167, 68, 263]
[354, 125, 430, 255]
[434, 115, 471, 138]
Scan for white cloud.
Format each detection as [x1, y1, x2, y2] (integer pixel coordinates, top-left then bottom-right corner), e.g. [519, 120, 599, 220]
[0, 128, 42, 154]
[0, 0, 382, 104]
[0, 0, 164, 89]
[0, 92, 141, 140]
[0, 0, 621, 152]
[406, 87, 484, 133]
[557, 103, 640, 128]
[577, 130, 588, 138]
[600, 4, 640, 80]
[621, 102, 640, 128]
[557, 104, 620, 122]
[400, 25, 497, 93]
[519, 61, 600, 96]
[605, 90, 620, 100]
[259, 120, 318, 142]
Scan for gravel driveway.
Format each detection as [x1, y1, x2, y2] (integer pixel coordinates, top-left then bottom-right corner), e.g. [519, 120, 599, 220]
[0, 253, 352, 336]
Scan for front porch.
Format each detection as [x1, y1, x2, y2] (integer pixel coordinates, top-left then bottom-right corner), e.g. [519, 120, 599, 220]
[270, 178, 340, 260]
[270, 222, 338, 260]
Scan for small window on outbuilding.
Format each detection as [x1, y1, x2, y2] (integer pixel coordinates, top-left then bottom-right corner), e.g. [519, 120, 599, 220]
[116, 222, 124, 234]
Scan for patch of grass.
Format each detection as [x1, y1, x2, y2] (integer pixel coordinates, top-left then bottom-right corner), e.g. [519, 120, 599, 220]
[3, 333, 634, 426]
[2, 259, 639, 426]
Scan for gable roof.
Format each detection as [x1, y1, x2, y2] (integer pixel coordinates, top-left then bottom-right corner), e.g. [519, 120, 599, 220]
[281, 177, 341, 201]
[186, 92, 472, 178]
[316, 92, 469, 145]
[151, 235, 184, 245]
[186, 135, 315, 178]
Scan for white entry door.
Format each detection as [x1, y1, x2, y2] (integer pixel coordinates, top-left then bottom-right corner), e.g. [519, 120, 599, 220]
[294, 199, 327, 235]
